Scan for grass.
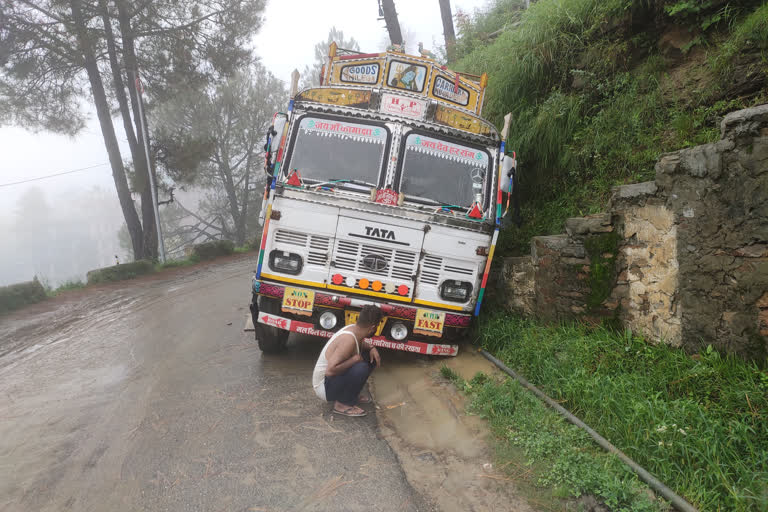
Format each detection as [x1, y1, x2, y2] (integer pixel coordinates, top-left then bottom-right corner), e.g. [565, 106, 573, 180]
[156, 243, 253, 270]
[155, 255, 199, 271]
[47, 279, 86, 296]
[474, 312, 768, 511]
[440, 366, 665, 511]
[452, 0, 767, 256]
[86, 260, 155, 285]
[190, 239, 235, 260]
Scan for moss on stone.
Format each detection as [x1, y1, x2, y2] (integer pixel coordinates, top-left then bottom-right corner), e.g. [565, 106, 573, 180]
[584, 232, 620, 312]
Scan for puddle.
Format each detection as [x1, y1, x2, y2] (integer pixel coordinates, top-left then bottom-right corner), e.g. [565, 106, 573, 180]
[371, 349, 538, 512]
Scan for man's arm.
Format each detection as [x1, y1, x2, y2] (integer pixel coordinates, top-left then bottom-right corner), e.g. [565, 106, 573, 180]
[360, 338, 381, 368]
[325, 333, 362, 377]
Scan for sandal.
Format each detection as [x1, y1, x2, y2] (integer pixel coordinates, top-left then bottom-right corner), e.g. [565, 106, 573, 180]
[358, 395, 373, 404]
[333, 405, 367, 417]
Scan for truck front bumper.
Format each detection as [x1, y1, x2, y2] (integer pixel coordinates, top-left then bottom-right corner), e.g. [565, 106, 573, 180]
[254, 280, 469, 356]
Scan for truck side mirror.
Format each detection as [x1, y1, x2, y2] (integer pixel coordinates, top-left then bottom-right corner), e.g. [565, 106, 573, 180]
[264, 113, 288, 176]
[499, 154, 516, 193]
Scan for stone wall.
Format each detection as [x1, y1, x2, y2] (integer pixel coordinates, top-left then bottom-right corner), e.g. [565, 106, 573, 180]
[501, 104, 768, 360]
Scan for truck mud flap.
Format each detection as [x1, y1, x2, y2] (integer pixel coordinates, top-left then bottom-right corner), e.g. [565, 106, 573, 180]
[256, 312, 459, 356]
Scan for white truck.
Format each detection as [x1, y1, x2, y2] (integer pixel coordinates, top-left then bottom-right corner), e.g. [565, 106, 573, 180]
[250, 43, 514, 356]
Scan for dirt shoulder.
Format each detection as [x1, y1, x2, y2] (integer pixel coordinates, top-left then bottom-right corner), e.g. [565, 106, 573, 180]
[371, 349, 544, 512]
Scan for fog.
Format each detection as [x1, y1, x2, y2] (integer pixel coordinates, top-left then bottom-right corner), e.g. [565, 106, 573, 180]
[0, 0, 489, 289]
[0, 185, 126, 288]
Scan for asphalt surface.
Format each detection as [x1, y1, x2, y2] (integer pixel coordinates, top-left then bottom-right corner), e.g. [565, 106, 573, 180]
[0, 256, 431, 512]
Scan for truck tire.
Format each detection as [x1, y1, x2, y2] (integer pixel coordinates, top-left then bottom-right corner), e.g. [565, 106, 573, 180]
[253, 296, 289, 353]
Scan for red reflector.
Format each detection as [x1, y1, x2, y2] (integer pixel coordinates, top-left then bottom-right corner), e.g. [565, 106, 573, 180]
[332, 274, 344, 285]
[287, 169, 302, 187]
[397, 285, 409, 296]
[468, 202, 483, 219]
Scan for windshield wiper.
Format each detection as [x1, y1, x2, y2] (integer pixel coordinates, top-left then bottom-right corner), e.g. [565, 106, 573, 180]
[308, 178, 375, 189]
[409, 197, 469, 212]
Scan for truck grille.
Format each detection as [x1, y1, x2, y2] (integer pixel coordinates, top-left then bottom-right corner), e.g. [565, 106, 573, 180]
[333, 240, 418, 281]
[274, 229, 330, 266]
[420, 254, 475, 285]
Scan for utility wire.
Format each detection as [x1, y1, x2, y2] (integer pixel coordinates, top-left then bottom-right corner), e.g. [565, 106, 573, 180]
[0, 163, 109, 188]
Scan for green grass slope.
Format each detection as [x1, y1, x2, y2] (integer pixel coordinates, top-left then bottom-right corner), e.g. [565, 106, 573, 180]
[453, 0, 768, 255]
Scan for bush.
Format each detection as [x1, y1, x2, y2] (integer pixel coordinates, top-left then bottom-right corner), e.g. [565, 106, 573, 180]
[86, 260, 155, 284]
[189, 240, 235, 261]
[0, 278, 47, 315]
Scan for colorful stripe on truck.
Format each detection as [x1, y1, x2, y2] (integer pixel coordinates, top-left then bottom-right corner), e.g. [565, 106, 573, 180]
[257, 312, 458, 356]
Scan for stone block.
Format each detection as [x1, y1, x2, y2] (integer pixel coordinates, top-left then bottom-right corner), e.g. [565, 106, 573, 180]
[680, 143, 722, 179]
[562, 257, 589, 265]
[734, 244, 768, 258]
[560, 244, 586, 259]
[533, 235, 569, 253]
[565, 213, 612, 236]
[612, 181, 658, 200]
[655, 153, 681, 176]
[720, 104, 768, 139]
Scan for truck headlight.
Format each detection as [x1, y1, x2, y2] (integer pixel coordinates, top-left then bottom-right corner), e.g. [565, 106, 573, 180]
[440, 280, 473, 303]
[268, 250, 303, 275]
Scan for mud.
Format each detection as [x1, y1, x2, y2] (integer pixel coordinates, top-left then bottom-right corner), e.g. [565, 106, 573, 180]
[372, 349, 538, 512]
[0, 257, 430, 511]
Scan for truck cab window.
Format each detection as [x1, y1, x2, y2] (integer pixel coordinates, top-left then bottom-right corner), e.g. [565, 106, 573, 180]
[286, 117, 388, 188]
[399, 133, 489, 208]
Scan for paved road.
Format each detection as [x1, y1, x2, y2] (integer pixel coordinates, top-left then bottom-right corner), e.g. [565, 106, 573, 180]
[0, 256, 431, 512]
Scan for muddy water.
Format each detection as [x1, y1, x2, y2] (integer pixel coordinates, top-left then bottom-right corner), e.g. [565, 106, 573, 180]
[372, 349, 538, 512]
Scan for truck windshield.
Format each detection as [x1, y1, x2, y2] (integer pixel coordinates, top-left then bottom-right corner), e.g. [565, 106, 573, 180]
[287, 117, 388, 187]
[399, 133, 490, 207]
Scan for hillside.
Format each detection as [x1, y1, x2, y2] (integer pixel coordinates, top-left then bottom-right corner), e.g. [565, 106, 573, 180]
[452, 0, 768, 255]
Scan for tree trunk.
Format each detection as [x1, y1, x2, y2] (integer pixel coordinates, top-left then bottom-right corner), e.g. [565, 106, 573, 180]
[380, 0, 403, 46]
[438, 0, 456, 61]
[99, 0, 139, 159]
[116, 0, 158, 261]
[70, 0, 143, 260]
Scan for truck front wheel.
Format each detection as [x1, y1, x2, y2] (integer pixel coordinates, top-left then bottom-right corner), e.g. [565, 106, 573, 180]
[253, 296, 289, 353]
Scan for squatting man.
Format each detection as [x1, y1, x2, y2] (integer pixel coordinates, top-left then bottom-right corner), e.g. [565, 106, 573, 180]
[312, 305, 383, 417]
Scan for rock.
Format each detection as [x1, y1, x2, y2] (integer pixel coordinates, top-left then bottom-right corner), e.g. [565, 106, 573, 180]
[565, 213, 612, 236]
[611, 181, 658, 201]
[679, 143, 722, 179]
[734, 244, 768, 258]
[721, 103, 768, 139]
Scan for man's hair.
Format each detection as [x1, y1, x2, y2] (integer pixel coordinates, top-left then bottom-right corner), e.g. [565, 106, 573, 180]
[357, 305, 383, 327]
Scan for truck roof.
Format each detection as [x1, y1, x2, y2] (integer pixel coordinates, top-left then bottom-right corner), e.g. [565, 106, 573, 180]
[292, 43, 499, 143]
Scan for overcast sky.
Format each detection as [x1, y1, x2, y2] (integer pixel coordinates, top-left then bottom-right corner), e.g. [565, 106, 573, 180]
[0, 0, 490, 216]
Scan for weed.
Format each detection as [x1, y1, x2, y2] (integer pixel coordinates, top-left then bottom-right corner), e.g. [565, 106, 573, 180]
[48, 279, 86, 296]
[447, 367, 665, 511]
[453, 0, 766, 257]
[476, 312, 768, 510]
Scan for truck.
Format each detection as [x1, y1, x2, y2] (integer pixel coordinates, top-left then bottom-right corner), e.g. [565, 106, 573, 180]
[249, 42, 515, 356]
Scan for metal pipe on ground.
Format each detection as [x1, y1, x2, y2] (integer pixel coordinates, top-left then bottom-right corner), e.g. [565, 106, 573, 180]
[478, 349, 698, 512]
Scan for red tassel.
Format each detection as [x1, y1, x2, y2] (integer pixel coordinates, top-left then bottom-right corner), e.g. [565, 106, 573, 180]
[468, 202, 483, 219]
[287, 169, 302, 187]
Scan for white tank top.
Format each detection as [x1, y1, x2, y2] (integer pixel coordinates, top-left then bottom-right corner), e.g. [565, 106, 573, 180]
[312, 326, 359, 400]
